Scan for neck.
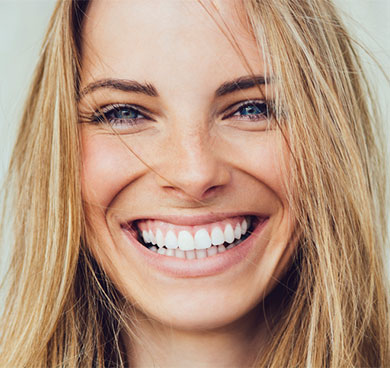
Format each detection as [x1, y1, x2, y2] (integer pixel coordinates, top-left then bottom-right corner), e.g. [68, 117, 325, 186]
[124, 307, 265, 368]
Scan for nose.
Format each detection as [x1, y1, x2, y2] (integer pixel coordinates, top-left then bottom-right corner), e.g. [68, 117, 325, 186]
[154, 129, 231, 202]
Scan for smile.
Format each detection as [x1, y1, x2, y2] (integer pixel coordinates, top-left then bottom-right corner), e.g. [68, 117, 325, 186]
[121, 215, 267, 260]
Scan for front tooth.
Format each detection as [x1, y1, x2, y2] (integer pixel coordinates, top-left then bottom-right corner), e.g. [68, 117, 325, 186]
[165, 230, 178, 249]
[178, 231, 195, 250]
[194, 229, 211, 249]
[224, 224, 235, 244]
[234, 223, 242, 239]
[149, 230, 157, 245]
[156, 229, 165, 248]
[211, 227, 224, 245]
[142, 230, 151, 243]
[241, 219, 248, 235]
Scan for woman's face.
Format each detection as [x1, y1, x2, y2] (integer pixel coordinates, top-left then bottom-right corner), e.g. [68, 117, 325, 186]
[79, 0, 295, 331]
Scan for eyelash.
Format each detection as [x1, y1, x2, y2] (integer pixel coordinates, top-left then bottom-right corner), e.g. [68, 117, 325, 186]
[85, 99, 272, 128]
[223, 100, 272, 121]
[89, 103, 151, 126]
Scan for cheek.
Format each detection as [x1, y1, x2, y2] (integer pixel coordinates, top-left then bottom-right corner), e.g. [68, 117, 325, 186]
[80, 129, 146, 208]
[221, 130, 289, 205]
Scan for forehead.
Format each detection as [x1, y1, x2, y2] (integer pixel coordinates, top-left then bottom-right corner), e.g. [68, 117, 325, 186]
[81, 0, 264, 92]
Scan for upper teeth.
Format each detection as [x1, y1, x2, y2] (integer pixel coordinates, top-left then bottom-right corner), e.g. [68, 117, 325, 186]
[138, 217, 251, 251]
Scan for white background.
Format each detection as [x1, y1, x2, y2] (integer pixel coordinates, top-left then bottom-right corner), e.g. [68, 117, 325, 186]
[0, 1, 389, 276]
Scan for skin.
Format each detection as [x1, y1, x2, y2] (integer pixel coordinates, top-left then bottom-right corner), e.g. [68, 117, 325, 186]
[79, 0, 296, 366]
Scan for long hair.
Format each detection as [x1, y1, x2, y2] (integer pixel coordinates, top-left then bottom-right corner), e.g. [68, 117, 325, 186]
[0, 0, 388, 367]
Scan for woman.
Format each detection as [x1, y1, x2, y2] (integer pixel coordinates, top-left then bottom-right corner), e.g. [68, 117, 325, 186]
[0, 0, 389, 366]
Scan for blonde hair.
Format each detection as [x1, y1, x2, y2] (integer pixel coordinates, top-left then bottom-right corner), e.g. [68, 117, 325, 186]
[0, 0, 389, 367]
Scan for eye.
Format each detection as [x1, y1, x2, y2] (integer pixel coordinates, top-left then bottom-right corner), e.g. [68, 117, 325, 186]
[228, 101, 271, 121]
[220, 100, 275, 131]
[91, 103, 152, 129]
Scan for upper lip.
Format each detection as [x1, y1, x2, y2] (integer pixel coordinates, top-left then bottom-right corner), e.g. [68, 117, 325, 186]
[118, 212, 269, 227]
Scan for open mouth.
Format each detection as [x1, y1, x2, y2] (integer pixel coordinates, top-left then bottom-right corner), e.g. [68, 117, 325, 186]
[122, 215, 266, 260]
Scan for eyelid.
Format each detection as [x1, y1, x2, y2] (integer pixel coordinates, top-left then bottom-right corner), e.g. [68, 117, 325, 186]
[95, 103, 151, 117]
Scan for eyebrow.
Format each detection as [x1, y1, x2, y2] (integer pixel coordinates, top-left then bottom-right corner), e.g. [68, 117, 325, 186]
[78, 74, 270, 100]
[79, 79, 159, 99]
[215, 75, 271, 97]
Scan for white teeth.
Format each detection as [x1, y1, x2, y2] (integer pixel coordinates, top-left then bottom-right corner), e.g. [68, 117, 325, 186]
[165, 230, 178, 249]
[140, 217, 254, 257]
[156, 229, 165, 248]
[224, 224, 235, 244]
[178, 231, 195, 251]
[152, 243, 239, 258]
[211, 227, 225, 245]
[175, 249, 185, 258]
[149, 230, 156, 245]
[194, 229, 212, 249]
[196, 249, 207, 259]
[234, 223, 241, 239]
[166, 248, 175, 257]
[157, 247, 166, 255]
[217, 244, 226, 253]
[207, 246, 218, 256]
[142, 230, 150, 243]
[241, 219, 248, 235]
[186, 250, 196, 260]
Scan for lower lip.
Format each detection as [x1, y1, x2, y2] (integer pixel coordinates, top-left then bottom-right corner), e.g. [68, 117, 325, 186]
[122, 218, 269, 278]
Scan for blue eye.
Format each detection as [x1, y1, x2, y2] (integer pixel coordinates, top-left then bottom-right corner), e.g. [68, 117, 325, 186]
[93, 104, 149, 126]
[232, 102, 270, 120]
[108, 107, 140, 120]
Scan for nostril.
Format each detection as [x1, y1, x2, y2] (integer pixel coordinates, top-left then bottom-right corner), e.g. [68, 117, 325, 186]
[204, 186, 219, 196]
[159, 181, 225, 203]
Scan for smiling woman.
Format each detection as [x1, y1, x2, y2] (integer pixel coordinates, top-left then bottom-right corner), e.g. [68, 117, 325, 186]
[0, 0, 389, 367]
